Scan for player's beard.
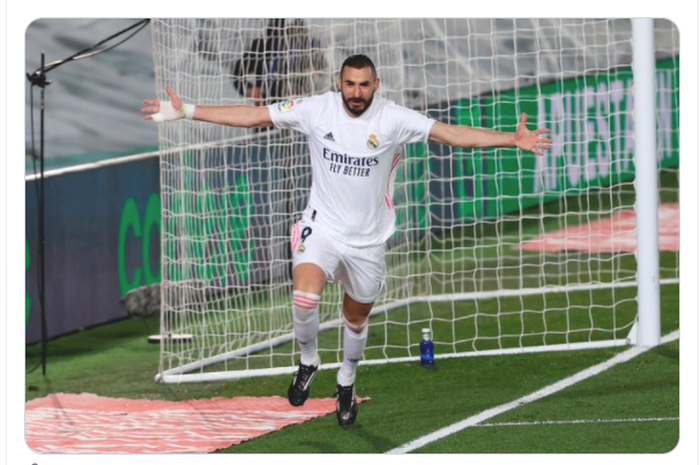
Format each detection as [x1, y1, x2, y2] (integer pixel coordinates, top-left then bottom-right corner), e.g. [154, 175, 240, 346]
[342, 92, 374, 117]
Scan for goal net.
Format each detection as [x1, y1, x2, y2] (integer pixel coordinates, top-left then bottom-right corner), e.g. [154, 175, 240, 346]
[150, 18, 680, 383]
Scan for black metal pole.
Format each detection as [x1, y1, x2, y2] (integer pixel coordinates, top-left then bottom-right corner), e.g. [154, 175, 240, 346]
[25, 20, 151, 375]
[39, 52, 48, 376]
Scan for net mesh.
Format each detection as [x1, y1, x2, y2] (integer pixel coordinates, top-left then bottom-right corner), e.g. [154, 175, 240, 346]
[151, 18, 679, 381]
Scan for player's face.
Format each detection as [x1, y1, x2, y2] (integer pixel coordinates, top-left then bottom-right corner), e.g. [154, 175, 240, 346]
[338, 67, 379, 117]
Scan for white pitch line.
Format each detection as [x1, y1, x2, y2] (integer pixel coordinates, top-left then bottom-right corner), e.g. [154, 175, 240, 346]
[476, 417, 679, 428]
[386, 330, 679, 454]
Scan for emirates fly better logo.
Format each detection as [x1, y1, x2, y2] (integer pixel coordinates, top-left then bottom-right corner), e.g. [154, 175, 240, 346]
[322, 148, 378, 178]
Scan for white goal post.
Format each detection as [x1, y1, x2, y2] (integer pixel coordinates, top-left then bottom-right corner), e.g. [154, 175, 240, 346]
[150, 18, 680, 383]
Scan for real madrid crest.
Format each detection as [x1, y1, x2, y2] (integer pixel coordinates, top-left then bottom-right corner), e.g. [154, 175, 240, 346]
[366, 134, 379, 150]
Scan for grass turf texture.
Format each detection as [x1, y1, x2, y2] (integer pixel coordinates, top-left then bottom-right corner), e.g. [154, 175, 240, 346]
[25, 283, 678, 453]
[416, 340, 680, 453]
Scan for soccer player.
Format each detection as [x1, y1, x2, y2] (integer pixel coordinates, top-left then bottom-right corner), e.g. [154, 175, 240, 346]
[142, 54, 552, 427]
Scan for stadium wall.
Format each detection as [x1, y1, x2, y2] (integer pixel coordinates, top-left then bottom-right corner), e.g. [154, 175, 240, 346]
[26, 155, 161, 344]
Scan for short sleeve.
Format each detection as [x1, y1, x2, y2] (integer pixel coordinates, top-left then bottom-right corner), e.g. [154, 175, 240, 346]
[268, 95, 323, 135]
[387, 104, 436, 145]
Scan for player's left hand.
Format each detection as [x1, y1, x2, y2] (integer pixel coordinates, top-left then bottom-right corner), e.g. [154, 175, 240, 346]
[514, 113, 552, 156]
[141, 86, 192, 122]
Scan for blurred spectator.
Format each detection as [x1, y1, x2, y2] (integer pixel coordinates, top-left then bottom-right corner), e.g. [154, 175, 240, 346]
[232, 19, 327, 105]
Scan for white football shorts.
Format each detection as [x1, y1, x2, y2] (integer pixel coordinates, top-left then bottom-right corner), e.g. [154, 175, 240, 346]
[290, 215, 386, 304]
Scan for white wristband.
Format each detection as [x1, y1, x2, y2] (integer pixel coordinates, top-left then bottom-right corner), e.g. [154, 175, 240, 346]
[181, 103, 196, 120]
[150, 101, 196, 123]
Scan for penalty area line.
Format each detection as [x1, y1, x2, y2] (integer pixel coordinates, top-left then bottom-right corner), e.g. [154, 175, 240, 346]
[476, 417, 679, 428]
[386, 330, 679, 454]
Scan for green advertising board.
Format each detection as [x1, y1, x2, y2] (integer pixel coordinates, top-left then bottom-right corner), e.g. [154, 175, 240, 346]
[456, 57, 679, 220]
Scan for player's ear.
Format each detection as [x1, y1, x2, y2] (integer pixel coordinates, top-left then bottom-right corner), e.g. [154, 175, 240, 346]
[374, 78, 380, 91]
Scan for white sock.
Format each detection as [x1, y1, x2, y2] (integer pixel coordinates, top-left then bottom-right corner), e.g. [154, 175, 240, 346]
[292, 291, 321, 367]
[336, 317, 368, 387]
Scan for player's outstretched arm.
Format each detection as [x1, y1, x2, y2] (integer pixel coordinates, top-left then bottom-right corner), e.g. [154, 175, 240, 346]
[429, 113, 552, 156]
[141, 86, 273, 128]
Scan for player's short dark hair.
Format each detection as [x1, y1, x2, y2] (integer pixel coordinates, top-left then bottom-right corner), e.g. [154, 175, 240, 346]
[340, 54, 377, 80]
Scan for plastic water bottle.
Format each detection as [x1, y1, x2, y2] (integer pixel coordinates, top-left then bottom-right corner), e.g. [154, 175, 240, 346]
[420, 328, 435, 366]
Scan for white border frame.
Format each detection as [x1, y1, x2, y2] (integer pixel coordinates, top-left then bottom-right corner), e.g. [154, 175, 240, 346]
[5, 4, 698, 465]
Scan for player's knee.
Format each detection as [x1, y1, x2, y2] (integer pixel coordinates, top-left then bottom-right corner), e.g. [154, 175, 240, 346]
[342, 293, 373, 332]
[342, 314, 368, 335]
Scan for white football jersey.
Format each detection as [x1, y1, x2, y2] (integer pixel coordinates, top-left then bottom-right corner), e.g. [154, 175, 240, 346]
[268, 92, 436, 247]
